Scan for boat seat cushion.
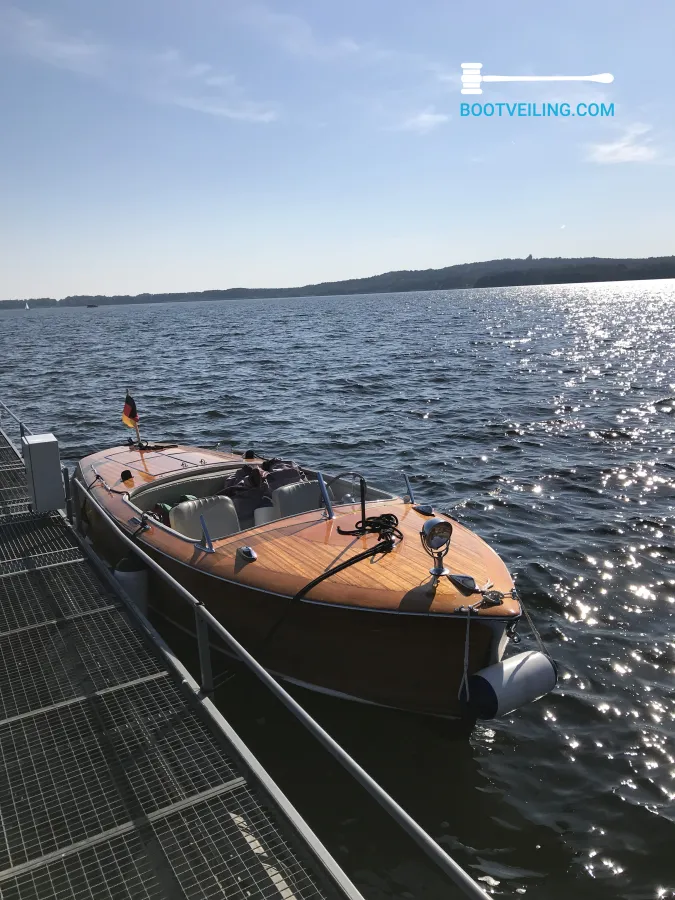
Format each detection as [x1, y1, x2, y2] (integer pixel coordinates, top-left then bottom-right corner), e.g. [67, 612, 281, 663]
[169, 496, 240, 541]
[272, 480, 326, 519]
[132, 472, 233, 511]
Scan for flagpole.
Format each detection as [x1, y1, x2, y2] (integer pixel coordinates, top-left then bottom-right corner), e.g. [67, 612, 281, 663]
[125, 387, 143, 448]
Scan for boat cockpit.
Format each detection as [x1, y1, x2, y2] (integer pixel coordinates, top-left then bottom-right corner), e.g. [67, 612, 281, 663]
[126, 459, 397, 543]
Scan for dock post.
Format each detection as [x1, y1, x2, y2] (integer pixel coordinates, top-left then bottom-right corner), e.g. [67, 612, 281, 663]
[195, 608, 214, 693]
[62, 465, 73, 523]
[72, 473, 82, 533]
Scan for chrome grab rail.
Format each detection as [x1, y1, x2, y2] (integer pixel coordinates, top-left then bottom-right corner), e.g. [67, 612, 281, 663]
[316, 471, 335, 519]
[403, 472, 416, 504]
[73, 475, 491, 900]
[196, 514, 215, 554]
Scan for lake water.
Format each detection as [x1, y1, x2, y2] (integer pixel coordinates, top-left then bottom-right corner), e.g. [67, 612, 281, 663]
[1, 281, 673, 899]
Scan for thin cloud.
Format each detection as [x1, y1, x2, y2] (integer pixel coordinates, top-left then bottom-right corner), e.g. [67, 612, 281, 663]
[586, 124, 658, 164]
[222, 3, 463, 130]
[398, 108, 449, 134]
[172, 95, 277, 123]
[0, 6, 106, 75]
[426, 62, 462, 87]
[232, 2, 390, 63]
[146, 48, 278, 122]
[0, 5, 278, 123]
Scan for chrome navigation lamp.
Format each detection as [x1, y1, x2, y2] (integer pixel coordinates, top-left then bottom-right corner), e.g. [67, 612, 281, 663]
[420, 517, 453, 577]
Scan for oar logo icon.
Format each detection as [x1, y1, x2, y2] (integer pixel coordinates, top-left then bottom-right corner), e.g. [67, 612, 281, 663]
[461, 63, 614, 95]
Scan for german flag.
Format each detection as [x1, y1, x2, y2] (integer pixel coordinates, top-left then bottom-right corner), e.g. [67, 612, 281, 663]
[122, 394, 139, 428]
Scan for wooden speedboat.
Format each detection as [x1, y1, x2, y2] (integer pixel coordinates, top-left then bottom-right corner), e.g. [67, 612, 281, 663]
[75, 442, 556, 719]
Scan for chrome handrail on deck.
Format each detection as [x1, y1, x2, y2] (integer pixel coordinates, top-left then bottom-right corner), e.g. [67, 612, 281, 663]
[73, 475, 491, 900]
[316, 471, 335, 519]
[403, 472, 416, 505]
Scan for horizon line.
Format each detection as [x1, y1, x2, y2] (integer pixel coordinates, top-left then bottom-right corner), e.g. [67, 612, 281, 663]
[2, 252, 674, 303]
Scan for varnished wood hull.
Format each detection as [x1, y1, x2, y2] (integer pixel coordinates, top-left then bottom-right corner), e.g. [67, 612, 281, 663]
[77, 442, 521, 718]
[86, 509, 498, 718]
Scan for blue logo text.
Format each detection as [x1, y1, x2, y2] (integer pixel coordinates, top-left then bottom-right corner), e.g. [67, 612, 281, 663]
[459, 102, 615, 118]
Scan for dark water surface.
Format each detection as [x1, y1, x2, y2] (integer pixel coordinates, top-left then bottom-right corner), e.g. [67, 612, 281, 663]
[1, 282, 673, 900]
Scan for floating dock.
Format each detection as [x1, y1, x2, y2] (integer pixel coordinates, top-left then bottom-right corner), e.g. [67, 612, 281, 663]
[0, 427, 362, 900]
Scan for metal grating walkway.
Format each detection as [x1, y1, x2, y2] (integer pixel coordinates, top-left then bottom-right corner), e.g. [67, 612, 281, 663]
[0, 430, 357, 900]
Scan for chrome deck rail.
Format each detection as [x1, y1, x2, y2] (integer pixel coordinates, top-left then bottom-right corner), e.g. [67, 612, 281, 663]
[74, 475, 491, 900]
[0, 400, 34, 439]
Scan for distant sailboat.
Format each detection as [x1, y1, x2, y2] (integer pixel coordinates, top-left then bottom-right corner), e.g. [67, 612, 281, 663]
[24, 302, 29, 310]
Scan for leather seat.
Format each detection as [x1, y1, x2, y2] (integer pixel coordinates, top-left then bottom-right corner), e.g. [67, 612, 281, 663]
[169, 496, 240, 541]
[133, 472, 233, 511]
[271, 480, 326, 519]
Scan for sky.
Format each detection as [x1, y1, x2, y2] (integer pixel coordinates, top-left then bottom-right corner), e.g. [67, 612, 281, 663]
[0, 0, 674, 299]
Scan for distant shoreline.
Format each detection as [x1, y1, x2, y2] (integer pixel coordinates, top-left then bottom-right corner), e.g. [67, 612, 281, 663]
[3, 254, 674, 309]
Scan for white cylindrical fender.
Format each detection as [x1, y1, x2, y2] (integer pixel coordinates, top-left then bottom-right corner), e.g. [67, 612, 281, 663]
[113, 558, 149, 616]
[463, 650, 557, 719]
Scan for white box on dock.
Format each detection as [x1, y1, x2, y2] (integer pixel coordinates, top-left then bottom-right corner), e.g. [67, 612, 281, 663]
[22, 433, 66, 513]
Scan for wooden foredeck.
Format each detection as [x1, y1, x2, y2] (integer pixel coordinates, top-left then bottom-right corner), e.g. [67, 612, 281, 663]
[81, 444, 520, 618]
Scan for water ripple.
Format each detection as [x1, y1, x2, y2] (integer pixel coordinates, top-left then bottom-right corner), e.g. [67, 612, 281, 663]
[1, 280, 674, 899]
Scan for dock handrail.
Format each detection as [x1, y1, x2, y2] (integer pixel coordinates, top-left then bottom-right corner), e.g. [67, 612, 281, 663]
[0, 400, 34, 437]
[73, 475, 491, 900]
